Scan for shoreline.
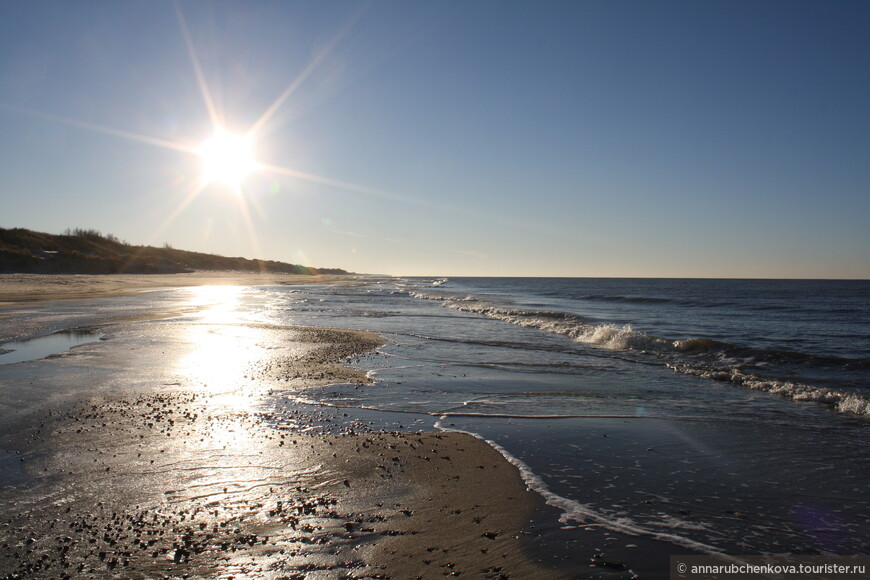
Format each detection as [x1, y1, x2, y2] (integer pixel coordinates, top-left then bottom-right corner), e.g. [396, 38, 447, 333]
[0, 279, 582, 578]
[1, 394, 575, 578]
[0, 271, 371, 309]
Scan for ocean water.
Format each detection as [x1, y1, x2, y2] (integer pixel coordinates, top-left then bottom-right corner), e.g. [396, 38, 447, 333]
[1, 276, 868, 566]
[256, 277, 870, 557]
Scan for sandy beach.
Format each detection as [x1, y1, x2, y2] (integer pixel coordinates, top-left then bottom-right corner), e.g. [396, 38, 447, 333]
[0, 272, 364, 309]
[4, 273, 862, 578]
[0, 274, 582, 579]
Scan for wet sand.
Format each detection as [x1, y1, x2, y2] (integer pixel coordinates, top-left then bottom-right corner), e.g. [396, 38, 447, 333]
[0, 399, 569, 578]
[0, 288, 581, 579]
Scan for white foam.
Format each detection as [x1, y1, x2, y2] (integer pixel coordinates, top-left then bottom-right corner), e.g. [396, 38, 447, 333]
[434, 418, 724, 554]
[410, 291, 478, 303]
[671, 364, 870, 417]
[420, 293, 668, 352]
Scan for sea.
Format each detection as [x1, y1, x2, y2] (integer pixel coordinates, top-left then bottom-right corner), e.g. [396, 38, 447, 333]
[1, 276, 868, 567]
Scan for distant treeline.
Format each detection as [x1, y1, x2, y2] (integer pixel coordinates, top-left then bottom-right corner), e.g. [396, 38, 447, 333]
[0, 227, 349, 276]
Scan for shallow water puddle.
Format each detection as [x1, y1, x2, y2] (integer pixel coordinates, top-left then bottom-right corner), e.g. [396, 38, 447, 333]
[0, 330, 103, 365]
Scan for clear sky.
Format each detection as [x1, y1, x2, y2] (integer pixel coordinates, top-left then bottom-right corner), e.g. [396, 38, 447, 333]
[1, 0, 868, 278]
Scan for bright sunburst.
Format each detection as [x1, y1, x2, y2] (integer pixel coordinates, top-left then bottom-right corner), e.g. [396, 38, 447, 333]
[10, 3, 387, 245]
[197, 126, 257, 190]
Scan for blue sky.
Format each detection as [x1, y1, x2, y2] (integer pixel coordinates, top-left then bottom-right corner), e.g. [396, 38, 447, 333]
[1, 0, 868, 278]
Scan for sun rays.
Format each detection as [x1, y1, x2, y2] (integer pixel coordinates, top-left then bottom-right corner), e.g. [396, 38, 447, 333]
[0, 2, 360, 251]
[0, 0, 461, 258]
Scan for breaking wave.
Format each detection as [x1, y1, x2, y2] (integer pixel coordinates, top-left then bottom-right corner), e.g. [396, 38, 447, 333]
[409, 290, 870, 417]
[669, 364, 870, 416]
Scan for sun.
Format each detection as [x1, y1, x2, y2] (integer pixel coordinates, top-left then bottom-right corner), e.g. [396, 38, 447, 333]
[197, 126, 257, 189]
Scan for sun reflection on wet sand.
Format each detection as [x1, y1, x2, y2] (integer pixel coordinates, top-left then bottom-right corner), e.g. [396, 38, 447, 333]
[198, 410, 257, 451]
[0, 284, 398, 578]
[146, 289, 337, 572]
[177, 286, 268, 395]
[178, 325, 264, 392]
[184, 285, 248, 323]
